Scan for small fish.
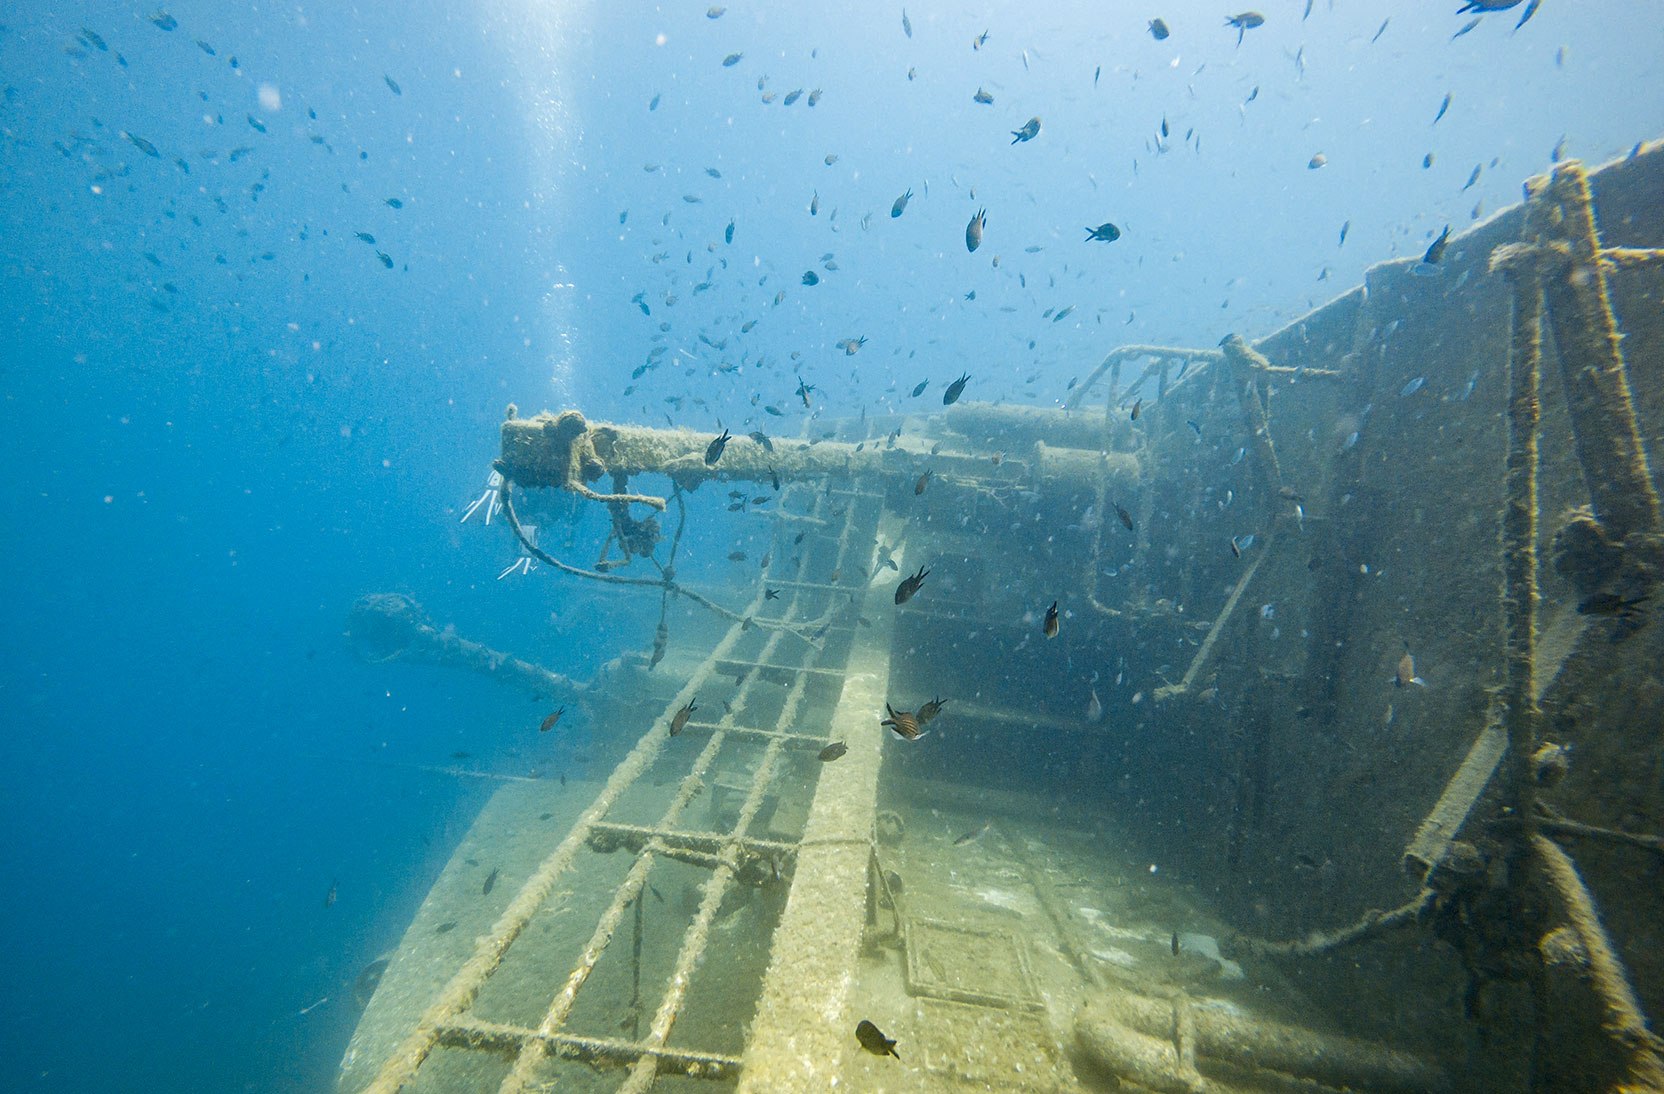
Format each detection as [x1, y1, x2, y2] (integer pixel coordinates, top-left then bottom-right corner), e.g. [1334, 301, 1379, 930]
[895, 565, 930, 605]
[1423, 223, 1451, 265]
[954, 821, 991, 846]
[1172, 932, 1181, 956]
[1463, 164, 1482, 191]
[649, 92, 661, 110]
[915, 470, 932, 496]
[1394, 648, 1427, 688]
[707, 5, 726, 17]
[1010, 117, 1041, 144]
[482, 867, 499, 895]
[1043, 601, 1060, 639]
[151, 11, 178, 31]
[727, 551, 747, 563]
[797, 379, 815, 407]
[808, 88, 821, 106]
[769, 466, 782, 490]
[973, 29, 990, 50]
[196, 39, 215, 55]
[375, 251, 394, 269]
[539, 706, 565, 733]
[1086, 688, 1103, 723]
[747, 430, 773, 452]
[435, 921, 457, 934]
[1423, 153, 1435, 169]
[384, 74, 402, 95]
[1551, 135, 1568, 163]
[1433, 92, 1452, 126]
[764, 588, 780, 601]
[1577, 592, 1649, 619]
[1149, 18, 1170, 40]
[783, 88, 803, 105]
[1053, 305, 1075, 324]
[1515, 0, 1543, 29]
[705, 428, 732, 465]
[355, 231, 377, 244]
[911, 379, 929, 397]
[670, 699, 698, 736]
[722, 53, 743, 67]
[966, 208, 987, 252]
[942, 372, 970, 405]
[1113, 502, 1135, 532]
[819, 740, 848, 762]
[1085, 222, 1121, 243]
[1452, 16, 1481, 39]
[916, 697, 947, 724]
[385, 197, 404, 209]
[890, 189, 912, 218]
[1339, 220, 1350, 247]
[1308, 152, 1327, 169]
[1131, 398, 1142, 421]
[856, 1019, 900, 1059]
[325, 880, 338, 908]
[1226, 11, 1265, 47]
[125, 132, 161, 158]
[1371, 18, 1390, 43]
[801, 270, 820, 287]
[882, 702, 924, 741]
[902, 9, 912, 37]
[1186, 420, 1203, 437]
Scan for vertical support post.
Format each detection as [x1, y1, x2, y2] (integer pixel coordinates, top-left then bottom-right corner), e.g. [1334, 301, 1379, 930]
[1527, 163, 1662, 541]
[1215, 335, 1299, 868]
[1495, 250, 1545, 835]
[1218, 335, 1298, 529]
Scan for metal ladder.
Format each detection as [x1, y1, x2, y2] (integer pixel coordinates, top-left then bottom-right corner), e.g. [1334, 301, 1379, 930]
[357, 477, 886, 1094]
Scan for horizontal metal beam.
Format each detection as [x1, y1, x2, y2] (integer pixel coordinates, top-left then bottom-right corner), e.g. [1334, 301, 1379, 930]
[499, 409, 1139, 495]
[676, 722, 829, 749]
[716, 657, 847, 680]
[587, 821, 798, 862]
[435, 1018, 741, 1082]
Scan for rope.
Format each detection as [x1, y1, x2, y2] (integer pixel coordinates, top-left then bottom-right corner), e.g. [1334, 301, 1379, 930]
[496, 478, 814, 642]
[1224, 888, 1436, 959]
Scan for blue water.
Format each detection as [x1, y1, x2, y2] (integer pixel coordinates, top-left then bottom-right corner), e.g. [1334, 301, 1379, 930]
[1, 3, 1658, 1091]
